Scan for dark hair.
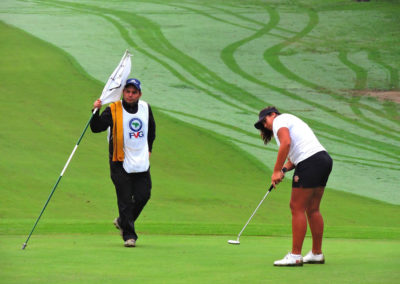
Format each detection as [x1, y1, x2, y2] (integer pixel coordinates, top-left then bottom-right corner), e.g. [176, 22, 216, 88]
[258, 106, 281, 145]
[260, 127, 273, 145]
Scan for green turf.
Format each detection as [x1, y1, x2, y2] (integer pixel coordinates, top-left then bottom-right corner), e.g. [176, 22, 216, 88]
[2, 234, 400, 284]
[0, 0, 399, 283]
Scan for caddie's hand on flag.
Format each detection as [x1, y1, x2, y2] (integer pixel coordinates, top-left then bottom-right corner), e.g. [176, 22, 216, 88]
[98, 50, 132, 105]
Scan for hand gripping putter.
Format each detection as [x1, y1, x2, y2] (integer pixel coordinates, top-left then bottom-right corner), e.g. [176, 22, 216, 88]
[228, 169, 286, 245]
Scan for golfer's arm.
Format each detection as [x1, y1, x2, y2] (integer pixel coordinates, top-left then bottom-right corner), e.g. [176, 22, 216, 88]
[283, 159, 295, 172]
[274, 127, 291, 172]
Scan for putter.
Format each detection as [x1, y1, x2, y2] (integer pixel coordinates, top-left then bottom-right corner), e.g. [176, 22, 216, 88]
[228, 167, 287, 245]
[228, 184, 274, 245]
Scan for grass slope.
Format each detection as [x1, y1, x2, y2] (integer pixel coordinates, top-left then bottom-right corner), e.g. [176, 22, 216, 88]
[0, 0, 399, 206]
[0, 20, 399, 240]
[0, 9, 399, 284]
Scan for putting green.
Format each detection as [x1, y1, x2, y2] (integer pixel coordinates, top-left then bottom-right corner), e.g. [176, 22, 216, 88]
[1, 234, 399, 283]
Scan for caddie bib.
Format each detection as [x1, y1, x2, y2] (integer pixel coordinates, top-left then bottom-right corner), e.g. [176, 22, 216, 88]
[122, 100, 149, 173]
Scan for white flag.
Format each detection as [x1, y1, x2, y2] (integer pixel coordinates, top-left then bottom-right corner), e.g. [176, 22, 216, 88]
[99, 50, 132, 104]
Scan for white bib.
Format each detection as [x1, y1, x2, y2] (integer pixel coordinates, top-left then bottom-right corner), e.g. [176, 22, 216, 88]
[122, 100, 150, 173]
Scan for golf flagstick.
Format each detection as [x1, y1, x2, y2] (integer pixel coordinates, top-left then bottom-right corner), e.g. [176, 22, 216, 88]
[22, 50, 132, 250]
[22, 109, 97, 250]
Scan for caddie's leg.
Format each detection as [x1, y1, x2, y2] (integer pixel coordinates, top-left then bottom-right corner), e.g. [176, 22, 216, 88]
[110, 162, 137, 241]
[131, 170, 152, 222]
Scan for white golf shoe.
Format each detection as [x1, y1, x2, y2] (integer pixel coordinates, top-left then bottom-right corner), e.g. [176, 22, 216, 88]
[303, 251, 325, 264]
[274, 253, 303, 266]
[124, 239, 136, 247]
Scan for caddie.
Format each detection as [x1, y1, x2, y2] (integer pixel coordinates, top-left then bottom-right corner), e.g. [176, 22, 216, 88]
[90, 78, 156, 247]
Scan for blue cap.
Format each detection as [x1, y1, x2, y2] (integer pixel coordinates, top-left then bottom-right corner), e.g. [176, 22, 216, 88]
[125, 78, 141, 91]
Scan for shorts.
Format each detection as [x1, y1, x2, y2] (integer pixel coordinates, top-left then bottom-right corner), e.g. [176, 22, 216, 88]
[292, 151, 333, 188]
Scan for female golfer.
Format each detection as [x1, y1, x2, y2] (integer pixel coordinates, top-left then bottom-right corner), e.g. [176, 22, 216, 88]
[254, 106, 332, 266]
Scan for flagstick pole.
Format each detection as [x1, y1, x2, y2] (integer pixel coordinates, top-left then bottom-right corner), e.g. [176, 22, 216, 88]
[22, 108, 98, 250]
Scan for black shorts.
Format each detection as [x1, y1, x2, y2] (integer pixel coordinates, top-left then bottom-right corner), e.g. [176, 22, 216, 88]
[292, 151, 333, 188]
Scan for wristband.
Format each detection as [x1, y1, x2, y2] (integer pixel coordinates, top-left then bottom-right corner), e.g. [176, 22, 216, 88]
[282, 167, 288, 173]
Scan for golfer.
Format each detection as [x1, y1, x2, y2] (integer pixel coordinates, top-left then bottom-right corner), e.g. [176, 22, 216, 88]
[90, 78, 156, 247]
[254, 106, 332, 266]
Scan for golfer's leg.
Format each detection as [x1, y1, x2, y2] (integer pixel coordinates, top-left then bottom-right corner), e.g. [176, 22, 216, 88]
[131, 170, 152, 222]
[290, 187, 314, 255]
[306, 186, 325, 254]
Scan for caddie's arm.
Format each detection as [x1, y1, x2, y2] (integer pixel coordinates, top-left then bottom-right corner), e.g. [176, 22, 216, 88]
[147, 105, 156, 153]
[90, 100, 112, 133]
[93, 99, 102, 110]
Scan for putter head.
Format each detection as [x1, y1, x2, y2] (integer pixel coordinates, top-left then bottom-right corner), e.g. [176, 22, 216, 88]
[228, 240, 240, 245]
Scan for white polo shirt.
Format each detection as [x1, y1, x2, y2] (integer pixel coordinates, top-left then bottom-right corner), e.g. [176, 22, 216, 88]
[273, 114, 325, 166]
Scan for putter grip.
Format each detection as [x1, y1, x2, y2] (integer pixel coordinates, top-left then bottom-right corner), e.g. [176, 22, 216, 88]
[269, 167, 288, 191]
